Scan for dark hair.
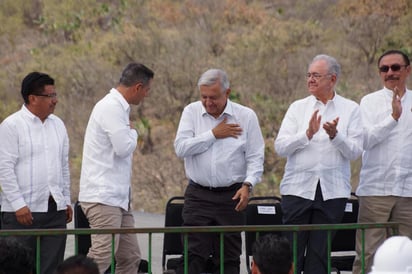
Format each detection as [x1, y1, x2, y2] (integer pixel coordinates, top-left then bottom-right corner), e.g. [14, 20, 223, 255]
[21, 72, 55, 104]
[252, 234, 292, 274]
[0, 237, 34, 274]
[119, 62, 154, 87]
[378, 50, 410, 67]
[55, 255, 99, 274]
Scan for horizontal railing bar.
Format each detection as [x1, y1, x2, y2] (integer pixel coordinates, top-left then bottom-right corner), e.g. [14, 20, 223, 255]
[0, 222, 397, 236]
[1, 222, 398, 274]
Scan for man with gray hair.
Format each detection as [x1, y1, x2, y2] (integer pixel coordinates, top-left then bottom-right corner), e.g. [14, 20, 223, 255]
[275, 54, 363, 274]
[174, 68, 265, 274]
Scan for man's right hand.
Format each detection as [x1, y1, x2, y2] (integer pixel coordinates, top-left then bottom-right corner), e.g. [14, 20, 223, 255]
[306, 109, 321, 140]
[392, 86, 402, 121]
[16, 206, 33, 226]
[212, 117, 242, 139]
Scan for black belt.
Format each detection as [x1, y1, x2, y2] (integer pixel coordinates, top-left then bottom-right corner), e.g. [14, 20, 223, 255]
[189, 180, 242, 192]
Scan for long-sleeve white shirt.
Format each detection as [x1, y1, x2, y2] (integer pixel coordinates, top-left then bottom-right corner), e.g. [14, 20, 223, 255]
[356, 87, 412, 197]
[275, 93, 363, 201]
[79, 88, 137, 210]
[174, 100, 264, 188]
[0, 105, 71, 212]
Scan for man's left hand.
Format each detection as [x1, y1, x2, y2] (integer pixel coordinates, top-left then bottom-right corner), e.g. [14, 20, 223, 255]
[66, 205, 73, 223]
[232, 185, 250, 211]
[323, 117, 339, 139]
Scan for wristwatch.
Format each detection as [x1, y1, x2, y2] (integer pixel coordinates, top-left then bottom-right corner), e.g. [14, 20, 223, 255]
[243, 182, 253, 193]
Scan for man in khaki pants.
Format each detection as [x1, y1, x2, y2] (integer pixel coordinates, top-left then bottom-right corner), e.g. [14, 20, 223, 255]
[353, 50, 412, 274]
[79, 63, 154, 273]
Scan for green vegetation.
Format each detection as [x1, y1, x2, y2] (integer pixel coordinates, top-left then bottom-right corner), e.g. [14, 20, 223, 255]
[0, 0, 411, 212]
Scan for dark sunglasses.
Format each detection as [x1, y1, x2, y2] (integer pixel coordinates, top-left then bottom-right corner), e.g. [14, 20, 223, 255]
[379, 64, 408, 73]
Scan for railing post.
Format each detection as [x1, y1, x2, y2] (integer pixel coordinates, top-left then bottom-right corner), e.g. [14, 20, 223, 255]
[183, 233, 188, 274]
[148, 232, 152, 274]
[361, 228, 365, 274]
[74, 234, 79, 255]
[110, 233, 115, 274]
[293, 231, 298, 274]
[219, 232, 224, 274]
[327, 230, 332, 274]
[36, 235, 41, 274]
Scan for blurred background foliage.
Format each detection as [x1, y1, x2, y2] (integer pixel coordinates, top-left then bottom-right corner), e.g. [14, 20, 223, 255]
[0, 0, 411, 212]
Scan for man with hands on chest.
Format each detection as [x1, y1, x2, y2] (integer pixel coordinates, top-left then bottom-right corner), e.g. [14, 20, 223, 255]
[174, 68, 265, 274]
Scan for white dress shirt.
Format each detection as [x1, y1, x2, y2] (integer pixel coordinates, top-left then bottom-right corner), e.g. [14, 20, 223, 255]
[79, 88, 137, 210]
[0, 105, 71, 212]
[356, 87, 412, 197]
[174, 100, 264, 188]
[275, 93, 363, 200]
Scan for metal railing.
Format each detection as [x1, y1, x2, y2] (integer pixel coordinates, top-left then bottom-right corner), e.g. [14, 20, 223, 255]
[0, 222, 399, 274]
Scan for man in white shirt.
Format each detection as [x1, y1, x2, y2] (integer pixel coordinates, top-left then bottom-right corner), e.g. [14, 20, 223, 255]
[79, 63, 154, 274]
[275, 55, 363, 274]
[174, 68, 265, 274]
[0, 72, 72, 274]
[352, 50, 412, 274]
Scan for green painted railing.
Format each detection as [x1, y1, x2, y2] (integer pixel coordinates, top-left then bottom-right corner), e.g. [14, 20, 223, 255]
[0, 222, 398, 274]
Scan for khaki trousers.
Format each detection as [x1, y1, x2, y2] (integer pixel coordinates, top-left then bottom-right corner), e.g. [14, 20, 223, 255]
[81, 202, 141, 274]
[352, 196, 412, 274]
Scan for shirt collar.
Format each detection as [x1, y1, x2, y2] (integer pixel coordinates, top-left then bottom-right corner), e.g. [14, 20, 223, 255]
[383, 86, 394, 96]
[110, 88, 130, 112]
[309, 91, 338, 107]
[382, 86, 412, 103]
[21, 104, 51, 122]
[201, 99, 234, 118]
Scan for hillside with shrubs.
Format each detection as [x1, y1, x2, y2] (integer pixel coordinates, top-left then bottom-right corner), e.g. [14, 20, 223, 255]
[0, 0, 411, 212]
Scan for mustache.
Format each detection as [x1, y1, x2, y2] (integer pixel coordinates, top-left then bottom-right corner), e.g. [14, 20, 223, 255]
[385, 76, 399, 81]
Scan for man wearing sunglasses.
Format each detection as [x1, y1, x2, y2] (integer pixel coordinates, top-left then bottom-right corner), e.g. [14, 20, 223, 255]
[353, 50, 412, 274]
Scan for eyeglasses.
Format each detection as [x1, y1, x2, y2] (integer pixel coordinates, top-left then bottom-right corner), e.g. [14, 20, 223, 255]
[33, 93, 57, 98]
[306, 73, 331, 80]
[378, 64, 408, 73]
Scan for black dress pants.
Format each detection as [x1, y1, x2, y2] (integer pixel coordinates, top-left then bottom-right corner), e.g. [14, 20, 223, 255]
[281, 183, 347, 274]
[176, 183, 245, 274]
[1, 199, 67, 274]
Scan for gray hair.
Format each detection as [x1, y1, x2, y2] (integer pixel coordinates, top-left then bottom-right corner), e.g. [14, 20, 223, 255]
[197, 69, 230, 93]
[310, 54, 341, 80]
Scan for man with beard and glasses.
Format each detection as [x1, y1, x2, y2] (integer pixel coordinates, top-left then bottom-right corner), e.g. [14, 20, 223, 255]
[353, 50, 412, 274]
